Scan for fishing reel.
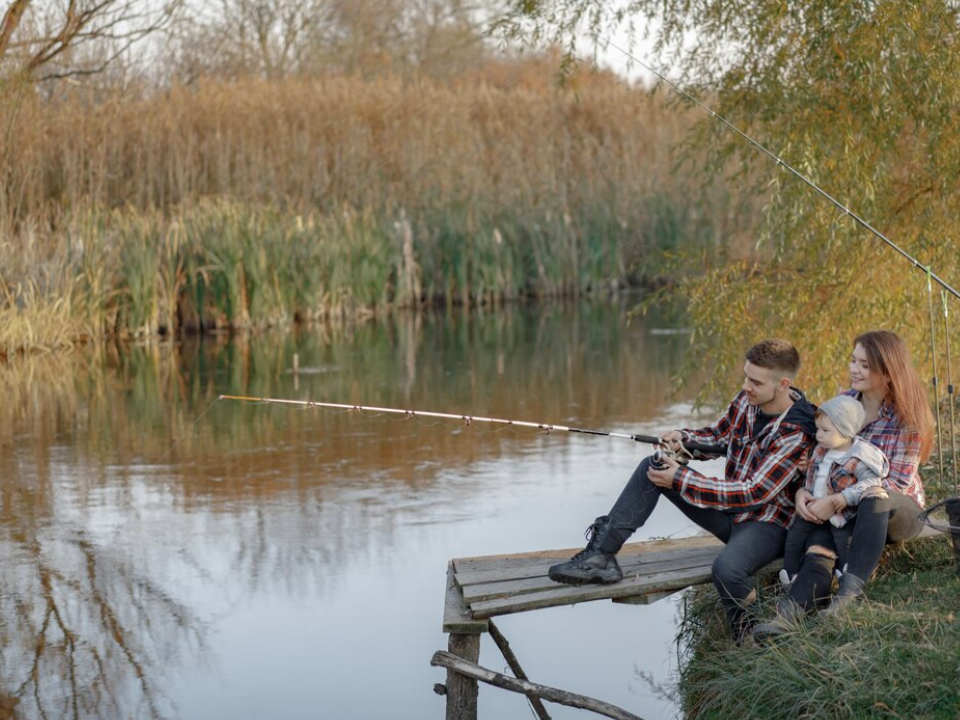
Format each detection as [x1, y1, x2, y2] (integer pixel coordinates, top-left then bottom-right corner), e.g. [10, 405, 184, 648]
[650, 447, 691, 470]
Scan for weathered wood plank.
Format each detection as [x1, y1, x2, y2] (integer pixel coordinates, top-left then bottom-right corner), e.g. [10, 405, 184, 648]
[611, 590, 677, 606]
[468, 559, 782, 619]
[445, 635, 481, 720]
[452, 535, 720, 573]
[443, 561, 489, 634]
[454, 539, 723, 586]
[460, 546, 724, 603]
[431, 651, 647, 720]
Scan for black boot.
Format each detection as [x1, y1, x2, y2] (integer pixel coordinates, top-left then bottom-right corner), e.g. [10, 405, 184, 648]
[548, 516, 624, 585]
[752, 596, 805, 644]
[819, 573, 867, 617]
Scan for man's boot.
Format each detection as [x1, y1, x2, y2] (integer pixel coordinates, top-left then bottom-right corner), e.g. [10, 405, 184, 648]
[548, 516, 624, 585]
[752, 596, 805, 644]
[819, 572, 867, 617]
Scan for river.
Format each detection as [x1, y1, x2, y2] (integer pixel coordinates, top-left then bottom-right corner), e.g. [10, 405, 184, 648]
[0, 299, 724, 720]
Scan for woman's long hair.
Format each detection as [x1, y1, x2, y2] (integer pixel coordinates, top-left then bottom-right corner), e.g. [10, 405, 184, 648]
[855, 330, 935, 460]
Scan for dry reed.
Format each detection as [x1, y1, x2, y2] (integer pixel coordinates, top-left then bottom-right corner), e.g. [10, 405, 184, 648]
[0, 66, 758, 354]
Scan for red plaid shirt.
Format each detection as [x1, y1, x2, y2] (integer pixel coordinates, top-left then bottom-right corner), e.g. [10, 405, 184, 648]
[842, 390, 925, 507]
[672, 390, 816, 529]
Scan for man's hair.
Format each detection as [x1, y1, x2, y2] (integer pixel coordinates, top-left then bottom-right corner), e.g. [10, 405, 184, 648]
[745, 339, 801, 377]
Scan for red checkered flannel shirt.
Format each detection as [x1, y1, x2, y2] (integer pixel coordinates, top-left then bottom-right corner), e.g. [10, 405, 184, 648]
[672, 390, 815, 529]
[843, 390, 925, 507]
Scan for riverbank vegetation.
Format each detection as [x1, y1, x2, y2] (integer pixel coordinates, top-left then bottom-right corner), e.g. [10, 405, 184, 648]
[676, 531, 960, 720]
[674, 456, 960, 720]
[0, 62, 760, 358]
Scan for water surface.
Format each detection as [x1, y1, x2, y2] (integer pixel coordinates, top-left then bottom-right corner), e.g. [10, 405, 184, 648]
[0, 300, 720, 720]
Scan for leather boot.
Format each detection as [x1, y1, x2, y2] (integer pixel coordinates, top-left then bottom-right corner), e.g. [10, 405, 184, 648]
[819, 572, 867, 617]
[548, 516, 624, 585]
[752, 597, 805, 644]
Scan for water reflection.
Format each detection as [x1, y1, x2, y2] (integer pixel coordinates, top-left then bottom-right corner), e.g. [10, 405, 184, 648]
[0, 299, 693, 720]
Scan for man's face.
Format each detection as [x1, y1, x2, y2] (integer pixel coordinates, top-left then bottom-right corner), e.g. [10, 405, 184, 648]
[741, 361, 785, 407]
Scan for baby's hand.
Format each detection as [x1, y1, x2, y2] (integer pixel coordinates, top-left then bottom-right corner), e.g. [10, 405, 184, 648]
[807, 496, 837, 522]
[797, 449, 811, 473]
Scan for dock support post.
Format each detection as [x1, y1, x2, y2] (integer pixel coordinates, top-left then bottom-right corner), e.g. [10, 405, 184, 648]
[442, 561, 489, 720]
[446, 632, 481, 720]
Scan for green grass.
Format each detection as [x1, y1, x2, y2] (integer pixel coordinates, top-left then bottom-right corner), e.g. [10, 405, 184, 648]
[677, 470, 960, 720]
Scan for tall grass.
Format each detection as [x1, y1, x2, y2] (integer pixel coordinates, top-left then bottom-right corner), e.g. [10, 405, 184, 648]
[0, 65, 760, 355]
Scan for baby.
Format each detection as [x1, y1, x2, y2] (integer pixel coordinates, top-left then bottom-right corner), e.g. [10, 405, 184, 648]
[780, 394, 889, 587]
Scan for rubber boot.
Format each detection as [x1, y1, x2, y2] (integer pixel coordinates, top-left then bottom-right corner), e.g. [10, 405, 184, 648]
[819, 572, 867, 617]
[752, 597, 805, 644]
[548, 515, 624, 585]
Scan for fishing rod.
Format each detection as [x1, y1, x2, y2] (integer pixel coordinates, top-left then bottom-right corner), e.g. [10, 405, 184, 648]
[928, 271, 946, 481]
[218, 394, 722, 460]
[602, 38, 960, 302]
[943, 291, 959, 488]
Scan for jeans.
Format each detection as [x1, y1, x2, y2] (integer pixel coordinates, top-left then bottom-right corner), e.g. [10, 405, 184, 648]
[786, 487, 923, 608]
[606, 457, 787, 635]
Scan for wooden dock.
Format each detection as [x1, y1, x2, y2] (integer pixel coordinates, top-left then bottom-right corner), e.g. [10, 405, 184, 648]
[435, 535, 782, 720]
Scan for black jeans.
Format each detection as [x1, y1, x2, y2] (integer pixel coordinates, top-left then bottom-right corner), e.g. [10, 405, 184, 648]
[783, 519, 854, 577]
[786, 487, 923, 607]
[606, 457, 787, 635]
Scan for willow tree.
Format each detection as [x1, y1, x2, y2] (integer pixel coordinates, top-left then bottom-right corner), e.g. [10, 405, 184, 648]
[498, 0, 960, 401]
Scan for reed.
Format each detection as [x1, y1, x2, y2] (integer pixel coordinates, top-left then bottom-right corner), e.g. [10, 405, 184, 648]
[0, 66, 758, 354]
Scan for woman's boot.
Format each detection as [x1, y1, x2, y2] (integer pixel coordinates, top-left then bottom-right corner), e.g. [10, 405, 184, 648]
[752, 597, 805, 643]
[819, 572, 867, 617]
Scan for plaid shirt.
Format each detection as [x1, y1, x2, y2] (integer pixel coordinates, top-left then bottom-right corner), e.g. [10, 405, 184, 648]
[803, 439, 887, 526]
[842, 390, 925, 507]
[672, 389, 816, 529]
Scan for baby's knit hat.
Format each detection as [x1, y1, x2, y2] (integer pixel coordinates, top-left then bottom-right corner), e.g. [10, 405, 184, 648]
[817, 395, 865, 439]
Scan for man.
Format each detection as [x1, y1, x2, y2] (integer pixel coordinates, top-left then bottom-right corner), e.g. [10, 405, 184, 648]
[548, 339, 817, 640]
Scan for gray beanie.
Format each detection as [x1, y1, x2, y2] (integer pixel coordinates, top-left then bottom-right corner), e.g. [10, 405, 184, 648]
[817, 395, 865, 439]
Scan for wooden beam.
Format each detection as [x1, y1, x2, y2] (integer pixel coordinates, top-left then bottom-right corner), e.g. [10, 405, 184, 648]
[487, 620, 551, 720]
[443, 561, 489, 634]
[431, 651, 647, 720]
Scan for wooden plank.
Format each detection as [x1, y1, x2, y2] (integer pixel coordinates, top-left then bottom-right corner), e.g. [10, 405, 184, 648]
[468, 559, 782, 619]
[460, 546, 724, 603]
[452, 535, 720, 573]
[443, 561, 489, 634]
[454, 539, 723, 587]
[611, 590, 678, 606]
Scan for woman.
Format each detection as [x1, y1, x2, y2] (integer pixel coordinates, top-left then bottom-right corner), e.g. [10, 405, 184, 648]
[755, 330, 935, 638]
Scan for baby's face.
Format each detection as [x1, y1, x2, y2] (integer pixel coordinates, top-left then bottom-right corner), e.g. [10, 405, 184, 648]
[815, 414, 849, 450]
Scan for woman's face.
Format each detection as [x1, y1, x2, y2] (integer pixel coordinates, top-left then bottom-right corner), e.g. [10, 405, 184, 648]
[849, 343, 886, 395]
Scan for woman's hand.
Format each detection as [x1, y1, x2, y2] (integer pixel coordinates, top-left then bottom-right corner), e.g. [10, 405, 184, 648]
[807, 496, 841, 522]
[795, 488, 820, 523]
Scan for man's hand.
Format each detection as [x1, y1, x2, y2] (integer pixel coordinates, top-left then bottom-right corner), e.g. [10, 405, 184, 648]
[647, 454, 680, 488]
[794, 488, 820, 523]
[660, 430, 685, 452]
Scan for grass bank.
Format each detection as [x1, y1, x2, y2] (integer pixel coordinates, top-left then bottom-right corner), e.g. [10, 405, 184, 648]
[676, 460, 960, 720]
[0, 66, 760, 358]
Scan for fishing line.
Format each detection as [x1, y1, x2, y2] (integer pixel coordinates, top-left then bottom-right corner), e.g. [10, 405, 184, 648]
[943, 291, 959, 489]
[601, 37, 960, 301]
[927, 270, 946, 483]
[154, 396, 223, 466]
